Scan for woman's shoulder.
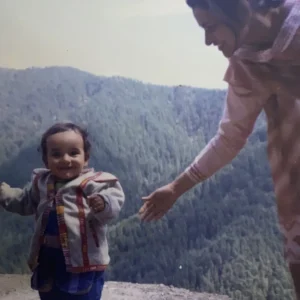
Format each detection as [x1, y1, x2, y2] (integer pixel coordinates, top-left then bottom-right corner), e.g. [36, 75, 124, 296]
[224, 58, 267, 91]
[233, 0, 300, 64]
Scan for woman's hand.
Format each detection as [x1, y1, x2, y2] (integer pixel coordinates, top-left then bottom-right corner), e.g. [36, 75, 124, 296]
[139, 172, 198, 222]
[139, 183, 178, 222]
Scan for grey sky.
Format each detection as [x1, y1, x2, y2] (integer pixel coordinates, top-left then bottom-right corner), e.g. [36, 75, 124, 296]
[0, 0, 228, 88]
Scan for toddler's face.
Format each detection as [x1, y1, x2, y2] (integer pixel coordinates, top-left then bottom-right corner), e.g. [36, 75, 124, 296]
[45, 130, 87, 180]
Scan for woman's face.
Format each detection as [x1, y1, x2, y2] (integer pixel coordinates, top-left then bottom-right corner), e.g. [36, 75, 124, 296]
[193, 7, 237, 58]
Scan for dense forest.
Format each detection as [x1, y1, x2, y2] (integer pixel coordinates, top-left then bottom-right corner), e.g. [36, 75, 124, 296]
[0, 67, 295, 299]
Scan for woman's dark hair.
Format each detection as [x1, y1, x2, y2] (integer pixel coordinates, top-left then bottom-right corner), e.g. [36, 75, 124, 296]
[186, 0, 249, 30]
[186, 0, 284, 33]
[186, 0, 284, 14]
[39, 122, 91, 165]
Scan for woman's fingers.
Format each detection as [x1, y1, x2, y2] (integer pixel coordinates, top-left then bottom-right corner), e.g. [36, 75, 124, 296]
[153, 211, 165, 221]
[141, 195, 152, 201]
[139, 202, 157, 221]
[141, 208, 156, 222]
[139, 185, 175, 221]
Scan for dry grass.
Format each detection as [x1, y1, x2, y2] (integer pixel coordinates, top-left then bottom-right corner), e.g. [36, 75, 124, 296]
[0, 275, 31, 296]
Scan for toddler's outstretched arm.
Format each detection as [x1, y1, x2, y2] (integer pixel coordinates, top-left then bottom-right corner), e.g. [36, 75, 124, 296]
[0, 181, 39, 216]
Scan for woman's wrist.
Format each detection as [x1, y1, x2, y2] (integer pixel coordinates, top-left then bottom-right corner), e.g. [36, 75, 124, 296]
[170, 172, 198, 199]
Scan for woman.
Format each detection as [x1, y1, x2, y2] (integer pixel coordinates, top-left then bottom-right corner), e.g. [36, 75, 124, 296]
[139, 0, 300, 297]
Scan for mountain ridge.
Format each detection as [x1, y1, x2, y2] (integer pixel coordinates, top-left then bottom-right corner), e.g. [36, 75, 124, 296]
[0, 66, 227, 91]
[0, 66, 295, 299]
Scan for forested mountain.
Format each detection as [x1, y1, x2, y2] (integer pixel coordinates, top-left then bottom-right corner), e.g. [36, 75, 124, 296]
[0, 67, 295, 299]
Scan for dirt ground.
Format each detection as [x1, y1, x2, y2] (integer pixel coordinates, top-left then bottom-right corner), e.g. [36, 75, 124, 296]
[0, 275, 230, 300]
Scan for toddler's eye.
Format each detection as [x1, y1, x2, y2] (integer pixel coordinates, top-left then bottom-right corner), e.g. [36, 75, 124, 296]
[70, 151, 80, 156]
[51, 152, 61, 158]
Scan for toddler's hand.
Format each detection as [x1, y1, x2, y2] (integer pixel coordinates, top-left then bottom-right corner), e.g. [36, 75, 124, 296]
[0, 182, 10, 200]
[88, 195, 106, 213]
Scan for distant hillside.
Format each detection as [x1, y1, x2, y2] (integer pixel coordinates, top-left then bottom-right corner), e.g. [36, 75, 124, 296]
[0, 67, 295, 299]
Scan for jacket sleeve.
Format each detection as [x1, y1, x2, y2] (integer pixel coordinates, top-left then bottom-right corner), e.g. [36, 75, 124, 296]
[0, 180, 39, 216]
[88, 175, 125, 223]
[0, 169, 43, 216]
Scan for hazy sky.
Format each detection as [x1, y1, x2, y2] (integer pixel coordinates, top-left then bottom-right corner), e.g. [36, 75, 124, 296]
[0, 0, 228, 89]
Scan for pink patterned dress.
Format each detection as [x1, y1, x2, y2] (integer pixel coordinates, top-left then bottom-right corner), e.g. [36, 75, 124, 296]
[185, 0, 300, 264]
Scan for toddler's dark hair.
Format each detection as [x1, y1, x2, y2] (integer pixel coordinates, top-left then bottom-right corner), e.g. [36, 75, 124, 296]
[39, 122, 91, 165]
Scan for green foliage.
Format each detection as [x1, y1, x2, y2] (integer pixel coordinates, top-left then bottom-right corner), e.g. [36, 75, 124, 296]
[0, 67, 295, 299]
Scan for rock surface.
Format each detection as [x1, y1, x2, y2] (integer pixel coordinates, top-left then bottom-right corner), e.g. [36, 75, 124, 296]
[0, 275, 231, 300]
